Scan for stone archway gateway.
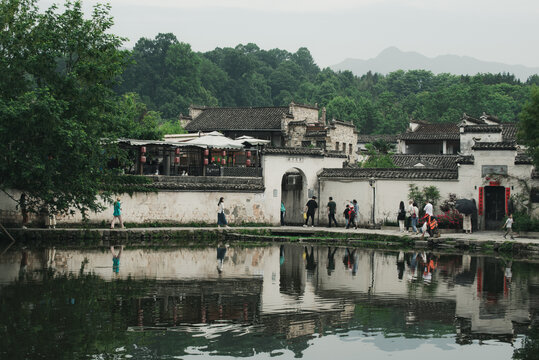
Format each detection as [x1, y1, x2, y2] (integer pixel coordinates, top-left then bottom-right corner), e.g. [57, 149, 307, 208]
[281, 168, 307, 225]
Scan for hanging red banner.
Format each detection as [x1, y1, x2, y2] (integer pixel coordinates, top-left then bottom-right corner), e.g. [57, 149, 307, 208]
[478, 187, 484, 215]
[505, 187, 511, 215]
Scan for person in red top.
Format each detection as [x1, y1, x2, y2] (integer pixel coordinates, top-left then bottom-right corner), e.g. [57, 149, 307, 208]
[346, 204, 357, 229]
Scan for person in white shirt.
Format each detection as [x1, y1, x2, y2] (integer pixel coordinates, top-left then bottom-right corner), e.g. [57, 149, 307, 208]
[424, 201, 433, 216]
[502, 214, 514, 239]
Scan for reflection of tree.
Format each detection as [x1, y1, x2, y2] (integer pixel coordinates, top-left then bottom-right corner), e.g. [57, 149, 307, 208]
[513, 319, 539, 359]
[0, 270, 152, 359]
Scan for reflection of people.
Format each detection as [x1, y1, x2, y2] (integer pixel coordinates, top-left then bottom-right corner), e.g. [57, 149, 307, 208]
[110, 245, 123, 274]
[19, 249, 29, 279]
[327, 247, 337, 276]
[304, 246, 317, 271]
[303, 196, 318, 227]
[279, 245, 285, 266]
[397, 251, 405, 280]
[110, 198, 125, 229]
[504, 261, 512, 296]
[217, 197, 230, 228]
[217, 243, 228, 273]
[20, 193, 28, 229]
[343, 248, 357, 274]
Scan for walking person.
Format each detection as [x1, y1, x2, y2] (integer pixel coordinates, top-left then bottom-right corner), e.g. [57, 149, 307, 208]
[327, 197, 338, 228]
[347, 203, 357, 229]
[502, 214, 514, 239]
[343, 204, 350, 228]
[352, 200, 359, 225]
[398, 201, 406, 232]
[303, 196, 318, 227]
[217, 197, 230, 228]
[110, 198, 125, 229]
[280, 201, 286, 226]
[463, 213, 472, 234]
[424, 200, 433, 217]
[406, 200, 414, 232]
[410, 202, 419, 234]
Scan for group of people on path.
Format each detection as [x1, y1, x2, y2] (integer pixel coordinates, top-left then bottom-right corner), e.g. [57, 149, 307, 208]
[111, 194, 515, 238]
[289, 196, 361, 229]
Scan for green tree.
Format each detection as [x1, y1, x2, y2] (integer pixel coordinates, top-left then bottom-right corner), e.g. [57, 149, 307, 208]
[326, 96, 360, 122]
[0, 0, 130, 216]
[118, 33, 217, 118]
[518, 86, 539, 168]
[116, 93, 163, 140]
[360, 144, 395, 168]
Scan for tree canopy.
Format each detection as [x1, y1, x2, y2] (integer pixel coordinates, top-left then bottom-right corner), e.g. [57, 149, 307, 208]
[0, 0, 132, 216]
[518, 86, 539, 168]
[117, 33, 535, 135]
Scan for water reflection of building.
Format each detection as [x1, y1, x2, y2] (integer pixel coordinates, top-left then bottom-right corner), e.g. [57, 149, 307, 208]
[1, 245, 539, 345]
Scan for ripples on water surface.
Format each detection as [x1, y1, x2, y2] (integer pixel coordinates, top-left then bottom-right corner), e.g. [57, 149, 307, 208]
[1, 244, 538, 359]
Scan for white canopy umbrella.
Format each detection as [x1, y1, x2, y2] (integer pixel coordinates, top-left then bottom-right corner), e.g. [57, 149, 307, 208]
[235, 135, 271, 146]
[183, 132, 244, 149]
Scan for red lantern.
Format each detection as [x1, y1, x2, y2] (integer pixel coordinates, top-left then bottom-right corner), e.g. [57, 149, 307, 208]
[212, 157, 215, 162]
[174, 156, 180, 164]
[204, 158, 209, 165]
[246, 151, 251, 158]
[246, 159, 251, 166]
[141, 146, 146, 154]
[222, 150, 226, 157]
[175, 148, 180, 155]
[221, 158, 226, 165]
[140, 155, 146, 163]
[204, 149, 209, 156]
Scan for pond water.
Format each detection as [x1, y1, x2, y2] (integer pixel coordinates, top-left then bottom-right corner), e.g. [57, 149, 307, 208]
[1, 244, 538, 359]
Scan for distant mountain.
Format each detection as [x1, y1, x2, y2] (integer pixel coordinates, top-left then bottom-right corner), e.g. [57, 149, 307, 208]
[331, 47, 539, 81]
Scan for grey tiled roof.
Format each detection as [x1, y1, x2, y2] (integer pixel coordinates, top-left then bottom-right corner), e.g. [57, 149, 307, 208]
[398, 123, 460, 141]
[262, 147, 347, 158]
[501, 123, 518, 141]
[319, 168, 458, 180]
[185, 107, 289, 131]
[391, 154, 462, 170]
[472, 141, 516, 150]
[357, 134, 398, 143]
[456, 155, 475, 164]
[462, 125, 502, 133]
[515, 152, 533, 164]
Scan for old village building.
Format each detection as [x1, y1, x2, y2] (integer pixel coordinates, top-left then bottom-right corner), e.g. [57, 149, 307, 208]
[1, 106, 536, 231]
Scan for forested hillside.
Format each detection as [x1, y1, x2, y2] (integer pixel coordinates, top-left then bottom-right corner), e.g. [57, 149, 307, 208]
[116, 33, 539, 135]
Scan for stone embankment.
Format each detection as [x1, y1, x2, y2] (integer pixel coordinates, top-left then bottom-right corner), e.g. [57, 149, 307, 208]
[2, 226, 539, 258]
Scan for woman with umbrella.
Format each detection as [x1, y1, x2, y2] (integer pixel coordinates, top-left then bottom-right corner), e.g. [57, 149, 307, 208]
[456, 199, 475, 234]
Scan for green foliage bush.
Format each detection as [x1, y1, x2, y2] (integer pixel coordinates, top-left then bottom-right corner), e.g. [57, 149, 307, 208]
[512, 212, 539, 232]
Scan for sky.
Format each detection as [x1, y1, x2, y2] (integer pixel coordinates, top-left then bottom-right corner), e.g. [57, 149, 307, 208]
[37, 0, 539, 68]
